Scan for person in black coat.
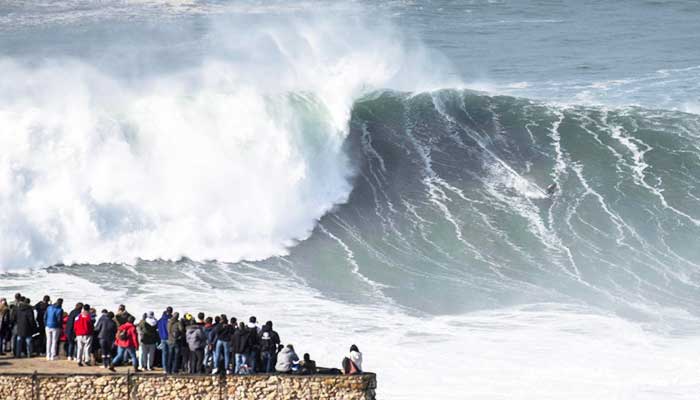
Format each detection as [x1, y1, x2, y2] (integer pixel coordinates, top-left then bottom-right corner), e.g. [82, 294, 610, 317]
[94, 311, 117, 368]
[64, 302, 83, 360]
[259, 322, 281, 373]
[211, 318, 234, 374]
[34, 295, 50, 355]
[231, 323, 253, 374]
[13, 298, 37, 358]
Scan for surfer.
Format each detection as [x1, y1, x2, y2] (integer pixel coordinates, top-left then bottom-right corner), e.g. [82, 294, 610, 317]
[546, 183, 558, 196]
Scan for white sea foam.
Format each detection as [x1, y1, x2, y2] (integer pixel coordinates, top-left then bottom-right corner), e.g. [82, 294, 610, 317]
[3, 269, 700, 400]
[0, 13, 452, 271]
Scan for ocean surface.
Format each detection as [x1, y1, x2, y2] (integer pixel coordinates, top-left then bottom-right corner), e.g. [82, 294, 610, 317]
[2, 1, 700, 398]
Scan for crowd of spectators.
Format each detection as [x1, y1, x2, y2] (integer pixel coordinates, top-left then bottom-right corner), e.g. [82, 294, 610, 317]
[0, 293, 364, 375]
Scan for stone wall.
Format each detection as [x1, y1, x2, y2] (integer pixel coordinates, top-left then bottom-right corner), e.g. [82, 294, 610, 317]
[0, 372, 377, 400]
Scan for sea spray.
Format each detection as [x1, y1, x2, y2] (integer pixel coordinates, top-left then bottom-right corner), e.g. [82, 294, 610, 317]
[0, 13, 452, 270]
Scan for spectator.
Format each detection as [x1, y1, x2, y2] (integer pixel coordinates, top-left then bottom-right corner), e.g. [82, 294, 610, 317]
[34, 295, 50, 355]
[115, 304, 133, 327]
[298, 353, 317, 375]
[211, 317, 233, 375]
[13, 297, 36, 358]
[89, 308, 100, 365]
[110, 315, 139, 371]
[95, 311, 117, 369]
[9, 293, 23, 355]
[186, 316, 206, 374]
[275, 344, 299, 373]
[64, 302, 83, 361]
[179, 314, 192, 373]
[157, 308, 172, 373]
[74, 304, 95, 366]
[248, 316, 261, 334]
[138, 311, 158, 371]
[247, 317, 261, 372]
[44, 298, 63, 361]
[342, 345, 363, 375]
[232, 322, 253, 375]
[60, 312, 68, 357]
[166, 312, 183, 374]
[0, 298, 9, 355]
[259, 322, 280, 373]
[203, 316, 216, 372]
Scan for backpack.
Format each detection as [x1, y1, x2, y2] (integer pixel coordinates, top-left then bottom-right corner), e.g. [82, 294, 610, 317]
[117, 328, 128, 341]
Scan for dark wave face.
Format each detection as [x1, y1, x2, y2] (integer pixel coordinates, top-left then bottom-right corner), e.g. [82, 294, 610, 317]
[281, 90, 700, 319]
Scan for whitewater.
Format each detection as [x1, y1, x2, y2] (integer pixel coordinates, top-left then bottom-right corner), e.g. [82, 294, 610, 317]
[2, 1, 700, 399]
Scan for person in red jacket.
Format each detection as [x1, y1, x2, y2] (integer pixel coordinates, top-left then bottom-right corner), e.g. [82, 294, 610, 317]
[60, 313, 68, 358]
[74, 304, 94, 366]
[109, 315, 140, 371]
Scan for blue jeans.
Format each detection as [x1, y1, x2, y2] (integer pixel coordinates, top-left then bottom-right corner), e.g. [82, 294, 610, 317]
[112, 346, 138, 368]
[261, 351, 274, 373]
[214, 340, 230, 372]
[66, 334, 76, 358]
[204, 345, 212, 369]
[168, 343, 180, 374]
[160, 341, 170, 372]
[234, 353, 248, 374]
[15, 336, 32, 357]
[248, 351, 257, 373]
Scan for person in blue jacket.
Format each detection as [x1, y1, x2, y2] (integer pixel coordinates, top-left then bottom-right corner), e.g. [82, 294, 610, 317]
[157, 306, 172, 372]
[44, 298, 63, 361]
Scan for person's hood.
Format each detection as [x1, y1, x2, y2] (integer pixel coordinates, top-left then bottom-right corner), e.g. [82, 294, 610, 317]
[18, 302, 31, 310]
[146, 317, 158, 326]
[186, 323, 200, 331]
[279, 347, 293, 355]
[121, 322, 135, 330]
[0, 303, 8, 314]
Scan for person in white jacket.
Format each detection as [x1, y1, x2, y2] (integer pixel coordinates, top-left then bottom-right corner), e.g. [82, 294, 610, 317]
[349, 344, 363, 372]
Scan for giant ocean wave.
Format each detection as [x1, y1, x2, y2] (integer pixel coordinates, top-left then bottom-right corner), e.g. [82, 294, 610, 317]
[5, 84, 700, 320]
[2, 2, 700, 398]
